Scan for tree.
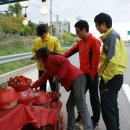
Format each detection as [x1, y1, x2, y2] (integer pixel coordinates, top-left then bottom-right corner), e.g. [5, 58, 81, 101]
[28, 20, 37, 35]
[0, 3, 37, 36]
[1, 15, 23, 34]
[60, 32, 76, 45]
[8, 3, 22, 17]
[19, 26, 32, 36]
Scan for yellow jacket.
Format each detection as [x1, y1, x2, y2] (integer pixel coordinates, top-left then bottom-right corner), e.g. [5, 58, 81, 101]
[32, 33, 62, 70]
[99, 28, 127, 81]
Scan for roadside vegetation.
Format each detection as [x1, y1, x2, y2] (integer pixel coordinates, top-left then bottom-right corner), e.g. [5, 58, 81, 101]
[0, 3, 76, 75]
[0, 59, 35, 74]
[0, 36, 36, 75]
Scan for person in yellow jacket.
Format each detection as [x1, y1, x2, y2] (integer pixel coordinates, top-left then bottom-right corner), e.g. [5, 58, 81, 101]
[94, 13, 127, 130]
[32, 24, 62, 91]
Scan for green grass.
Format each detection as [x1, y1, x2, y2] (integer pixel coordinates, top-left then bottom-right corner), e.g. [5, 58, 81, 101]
[0, 35, 71, 74]
[0, 58, 35, 75]
[0, 36, 35, 74]
[0, 36, 35, 56]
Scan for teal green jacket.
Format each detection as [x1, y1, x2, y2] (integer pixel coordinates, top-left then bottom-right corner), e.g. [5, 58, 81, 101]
[99, 28, 127, 81]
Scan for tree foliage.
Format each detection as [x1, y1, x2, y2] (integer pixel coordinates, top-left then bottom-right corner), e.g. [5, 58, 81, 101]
[19, 25, 32, 36]
[60, 32, 76, 45]
[0, 3, 37, 36]
[7, 3, 22, 16]
[1, 15, 23, 34]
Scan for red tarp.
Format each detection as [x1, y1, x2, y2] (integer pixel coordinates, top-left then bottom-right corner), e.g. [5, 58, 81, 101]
[0, 104, 50, 130]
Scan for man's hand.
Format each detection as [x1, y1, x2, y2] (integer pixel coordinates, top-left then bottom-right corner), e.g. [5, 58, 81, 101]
[99, 78, 109, 93]
[104, 80, 108, 84]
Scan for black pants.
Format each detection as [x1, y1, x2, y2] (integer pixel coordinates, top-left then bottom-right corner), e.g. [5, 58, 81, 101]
[77, 73, 100, 124]
[99, 74, 123, 130]
[85, 73, 100, 124]
[38, 70, 57, 92]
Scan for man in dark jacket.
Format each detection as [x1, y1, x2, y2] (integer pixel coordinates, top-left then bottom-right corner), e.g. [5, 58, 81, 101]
[94, 12, 127, 130]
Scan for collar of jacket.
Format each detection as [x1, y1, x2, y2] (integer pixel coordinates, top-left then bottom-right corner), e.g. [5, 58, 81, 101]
[42, 33, 51, 41]
[100, 28, 113, 41]
[82, 33, 92, 42]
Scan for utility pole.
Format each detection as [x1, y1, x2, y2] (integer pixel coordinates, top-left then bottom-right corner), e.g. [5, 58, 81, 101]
[56, 14, 59, 21]
[50, 0, 52, 35]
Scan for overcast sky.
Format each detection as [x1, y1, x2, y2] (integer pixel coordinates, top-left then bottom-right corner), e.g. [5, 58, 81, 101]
[1, 0, 130, 39]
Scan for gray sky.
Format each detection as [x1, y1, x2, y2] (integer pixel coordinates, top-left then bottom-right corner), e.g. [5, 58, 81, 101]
[0, 0, 130, 39]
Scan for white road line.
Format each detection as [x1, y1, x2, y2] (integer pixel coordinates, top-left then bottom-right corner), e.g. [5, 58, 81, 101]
[122, 84, 130, 103]
[46, 80, 50, 91]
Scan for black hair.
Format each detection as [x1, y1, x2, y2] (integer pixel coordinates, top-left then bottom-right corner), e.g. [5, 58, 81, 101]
[36, 24, 48, 36]
[74, 20, 89, 32]
[35, 47, 59, 60]
[94, 13, 112, 28]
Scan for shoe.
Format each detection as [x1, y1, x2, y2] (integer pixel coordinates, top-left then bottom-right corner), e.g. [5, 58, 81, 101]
[75, 115, 81, 122]
[75, 122, 80, 129]
[79, 122, 84, 130]
[106, 128, 120, 130]
[93, 122, 99, 129]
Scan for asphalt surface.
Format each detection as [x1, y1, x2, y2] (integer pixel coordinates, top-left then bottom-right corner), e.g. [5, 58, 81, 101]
[124, 46, 130, 85]
[22, 52, 130, 130]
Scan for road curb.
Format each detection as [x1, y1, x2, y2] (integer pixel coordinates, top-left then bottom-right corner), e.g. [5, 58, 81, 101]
[0, 64, 36, 83]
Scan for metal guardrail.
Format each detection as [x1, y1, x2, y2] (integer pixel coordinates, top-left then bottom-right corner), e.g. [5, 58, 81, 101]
[0, 47, 70, 83]
[0, 52, 32, 64]
[0, 47, 70, 65]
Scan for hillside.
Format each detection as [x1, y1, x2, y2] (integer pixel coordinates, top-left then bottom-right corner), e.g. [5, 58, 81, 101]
[0, 35, 36, 74]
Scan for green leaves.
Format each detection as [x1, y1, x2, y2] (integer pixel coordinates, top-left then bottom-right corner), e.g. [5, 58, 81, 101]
[60, 32, 76, 45]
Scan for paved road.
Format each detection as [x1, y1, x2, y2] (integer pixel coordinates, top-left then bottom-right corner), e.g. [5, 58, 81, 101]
[22, 53, 130, 130]
[124, 46, 130, 85]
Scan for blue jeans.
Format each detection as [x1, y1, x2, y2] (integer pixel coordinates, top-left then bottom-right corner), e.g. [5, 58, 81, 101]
[66, 74, 93, 130]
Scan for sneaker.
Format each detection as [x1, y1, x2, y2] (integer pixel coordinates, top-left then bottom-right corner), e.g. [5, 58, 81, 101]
[79, 122, 84, 130]
[93, 122, 99, 129]
[75, 115, 81, 122]
[106, 129, 121, 130]
[75, 122, 80, 129]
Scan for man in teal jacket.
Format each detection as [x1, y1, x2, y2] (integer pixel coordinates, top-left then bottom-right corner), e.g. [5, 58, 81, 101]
[94, 13, 127, 130]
